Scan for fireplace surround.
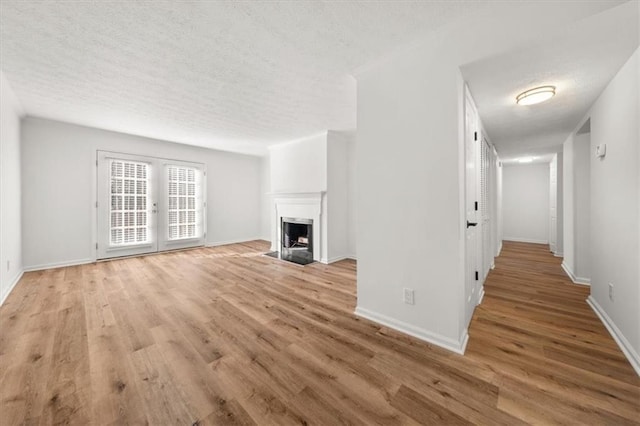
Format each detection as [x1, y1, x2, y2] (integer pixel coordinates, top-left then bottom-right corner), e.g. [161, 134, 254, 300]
[268, 192, 324, 265]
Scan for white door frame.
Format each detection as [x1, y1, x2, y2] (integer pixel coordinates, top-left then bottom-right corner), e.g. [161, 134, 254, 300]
[95, 150, 207, 260]
[464, 85, 482, 324]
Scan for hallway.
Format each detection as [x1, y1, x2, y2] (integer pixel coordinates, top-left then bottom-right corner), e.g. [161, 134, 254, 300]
[466, 241, 640, 424]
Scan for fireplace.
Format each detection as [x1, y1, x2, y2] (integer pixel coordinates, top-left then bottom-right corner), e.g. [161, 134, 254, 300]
[266, 217, 314, 265]
[283, 216, 312, 252]
[268, 192, 323, 264]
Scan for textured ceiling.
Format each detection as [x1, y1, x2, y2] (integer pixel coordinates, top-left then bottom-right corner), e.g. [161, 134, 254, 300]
[0, 1, 482, 155]
[461, 1, 638, 162]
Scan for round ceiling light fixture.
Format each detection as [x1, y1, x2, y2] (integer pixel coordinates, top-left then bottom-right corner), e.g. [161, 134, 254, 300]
[516, 85, 556, 105]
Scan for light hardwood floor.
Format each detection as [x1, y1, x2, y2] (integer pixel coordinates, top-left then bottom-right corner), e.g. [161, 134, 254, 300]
[1, 240, 638, 425]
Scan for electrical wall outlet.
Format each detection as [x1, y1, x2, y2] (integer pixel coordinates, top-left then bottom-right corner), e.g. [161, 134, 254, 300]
[608, 283, 614, 301]
[403, 288, 415, 305]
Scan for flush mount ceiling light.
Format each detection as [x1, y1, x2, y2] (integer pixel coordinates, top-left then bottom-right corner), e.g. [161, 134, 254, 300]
[518, 157, 535, 163]
[516, 86, 556, 105]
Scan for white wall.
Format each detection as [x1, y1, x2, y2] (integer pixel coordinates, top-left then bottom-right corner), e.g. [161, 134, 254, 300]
[549, 152, 565, 257]
[574, 133, 591, 279]
[0, 71, 24, 304]
[563, 135, 575, 272]
[267, 131, 356, 263]
[269, 133, 327, 194]
[586, 48, 639, 373]
[346, 135, 357, 259]
[259, 155, 271, 241]
[502, 164, 550, 244]
[496, 161, 503, 254]
[357, 49, 465, 351]
[327, 131, 350, 262]
[562, 130, 591, 283]
[556, 152, 564, 256]
[268, 133, 329, 260]
[21, 117, 263, 270]
[353, 1, 616, 353]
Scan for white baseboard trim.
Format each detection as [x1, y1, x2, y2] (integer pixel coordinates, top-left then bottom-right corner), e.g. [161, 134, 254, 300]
[206, 237, 263, 248]
[497, 242, 502, 256]
[587, 296, 640, 376]
[23, 258, 94, 272]
[477, 287, 485, 305]
[325, 255, 357, 264]
[503, 237, 549, 245]
[354, 306, 468, 355]
[561, 261, 590, 285]
[1, 269, 24, 306]
[554, 252, 564, 258]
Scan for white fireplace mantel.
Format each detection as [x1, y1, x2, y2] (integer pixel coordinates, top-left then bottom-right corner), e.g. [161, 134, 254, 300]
[271, 191, 325, 262]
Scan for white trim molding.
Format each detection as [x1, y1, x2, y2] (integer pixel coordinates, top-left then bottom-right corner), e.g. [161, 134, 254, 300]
[587, 296, 640, 376]
[561, 261, 590, 285]
[326, 255, 357, 264]
[503, 237, 549, 245]
[354, 306, 468, 355]
[477, 287, 485, 305]
[1, 270, 24, 306]
[23, 258, 94, 273]
[206, 237, 263, 248]
[271, 192, 325, 262]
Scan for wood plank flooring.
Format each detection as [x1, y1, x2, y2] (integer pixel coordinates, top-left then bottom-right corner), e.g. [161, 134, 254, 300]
[1, 240, 638, 425]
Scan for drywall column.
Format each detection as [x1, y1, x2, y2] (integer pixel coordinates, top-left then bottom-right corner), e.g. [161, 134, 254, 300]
[574, 133, 591, 281]
[556, 152, 564, 256]
[327, 131, 351, 262]
[562, 135, 575, 277]
[0, 71, 24, 305]
[549, 153, 564, 256]
[549, 155, 559, 253]
[496, 161, 503, 255]
[562, 130, 591, 284]
[260, 155, 271, 241]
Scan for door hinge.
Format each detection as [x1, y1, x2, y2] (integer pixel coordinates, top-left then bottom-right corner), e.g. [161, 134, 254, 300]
[474, 131, 478, 141]
[475, 271, 479, 281]
[95, 201, 98, 208]
[96, 243, 98, 250]
[474, 201, 478, 211]
[96, 160, 98, 167]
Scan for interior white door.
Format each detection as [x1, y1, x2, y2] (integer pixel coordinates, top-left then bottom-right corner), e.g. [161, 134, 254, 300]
[464, 88, 480, 320]
[97, 152, 157, 259]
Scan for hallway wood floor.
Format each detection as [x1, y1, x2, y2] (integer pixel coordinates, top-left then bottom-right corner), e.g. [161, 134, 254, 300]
[1, 240, 638, 425]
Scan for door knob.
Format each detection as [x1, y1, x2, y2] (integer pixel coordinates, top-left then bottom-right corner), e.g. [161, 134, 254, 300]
[466, 221, 478, 228]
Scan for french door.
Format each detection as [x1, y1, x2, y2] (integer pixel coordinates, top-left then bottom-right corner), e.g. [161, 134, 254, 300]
[97, 151, 205, 260]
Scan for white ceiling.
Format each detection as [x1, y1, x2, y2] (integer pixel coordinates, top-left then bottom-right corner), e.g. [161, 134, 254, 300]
[0, 1, 482, 155]
[1, 1, 635, 157]
[461, 1, 638, 162]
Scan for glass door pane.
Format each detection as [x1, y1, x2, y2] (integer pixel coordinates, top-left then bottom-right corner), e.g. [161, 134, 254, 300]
[97, 152, 158, 259]
[158, 161, 206, 251]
